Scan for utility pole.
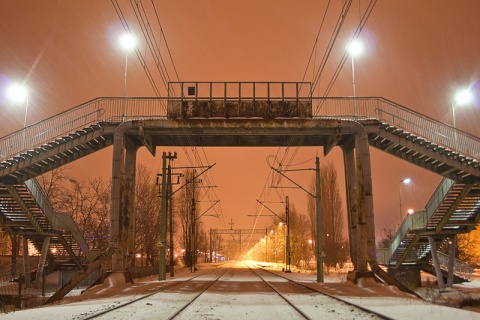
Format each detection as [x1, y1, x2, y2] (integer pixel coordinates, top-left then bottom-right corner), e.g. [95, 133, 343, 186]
[191, 197, 196, 272]
[315, 156, 324, 283]
[285, 196, 291, 273]
[168, 161, 174, 277]
[158, 152, 177, 281]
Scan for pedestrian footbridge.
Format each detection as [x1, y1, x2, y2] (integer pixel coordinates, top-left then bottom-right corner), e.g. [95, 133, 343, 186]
[0, 82, 479, 300]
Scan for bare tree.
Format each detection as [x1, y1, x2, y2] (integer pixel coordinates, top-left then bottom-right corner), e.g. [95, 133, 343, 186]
[288, 204, 310, 267]
[377, 224, 397, 249]
[135, 164, 161, 266]
[307, 161, 347, 268]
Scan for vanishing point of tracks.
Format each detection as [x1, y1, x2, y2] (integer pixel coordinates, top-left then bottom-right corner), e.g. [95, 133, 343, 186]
[82, 261, 392, 320]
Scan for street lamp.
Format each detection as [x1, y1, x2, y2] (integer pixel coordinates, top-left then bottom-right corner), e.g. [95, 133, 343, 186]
[398, 178, 411, 224]
[6, 82, 29, 128]
[452, 89, 473, 129]
[452, 88, 473, 144]
[348, 39, 363, 120]
[118, 33, 136, 121]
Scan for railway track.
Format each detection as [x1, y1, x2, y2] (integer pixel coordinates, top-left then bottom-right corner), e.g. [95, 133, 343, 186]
[82, 262, 234, 319]
[247, 262, 394, 320]
[81, 261, 392, 319]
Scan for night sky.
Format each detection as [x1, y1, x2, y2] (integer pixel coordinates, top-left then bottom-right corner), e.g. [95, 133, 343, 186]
[1, 1, 479, 240]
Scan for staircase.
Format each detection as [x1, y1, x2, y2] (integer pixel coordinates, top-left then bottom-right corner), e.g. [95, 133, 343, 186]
[377, 178, 480, 270]
[0, 178, 91, 271]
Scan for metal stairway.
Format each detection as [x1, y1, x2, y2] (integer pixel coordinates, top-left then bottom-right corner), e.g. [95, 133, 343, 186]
[0, 124, 113, 185]
[0, 178, 91, 270]
[377, 178, 480, 271]
[368, 123, 480, 183]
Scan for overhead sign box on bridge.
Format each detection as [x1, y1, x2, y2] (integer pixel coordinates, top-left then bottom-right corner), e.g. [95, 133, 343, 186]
[167, 82, 313, 119]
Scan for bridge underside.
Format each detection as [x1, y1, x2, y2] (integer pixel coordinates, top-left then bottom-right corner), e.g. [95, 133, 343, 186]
[121, 118, 358, 149]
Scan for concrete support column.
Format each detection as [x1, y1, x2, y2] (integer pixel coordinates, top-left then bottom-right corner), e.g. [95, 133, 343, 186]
[124, 141, 139, 270]
[22, 235, 30, 288]
[447, 235, 457, 288]
[342, 145, 358, 270]
[110, 124, 138, 273]
[35, 237, 50, 288]
[428, 236, 445, 289]
[354, 126, 376, 271]
[111, 128, 125, 272]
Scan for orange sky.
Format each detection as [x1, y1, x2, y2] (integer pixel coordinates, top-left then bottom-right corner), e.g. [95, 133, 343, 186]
[1, 1, 479, 239]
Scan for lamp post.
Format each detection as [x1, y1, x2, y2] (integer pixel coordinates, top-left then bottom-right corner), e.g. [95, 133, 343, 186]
[7, 83, 29, 127]
[119, 33, 136, 121]
[348, 39, 363, 120]
[6, 82, 29, 149]
[452, 88, 473, 144]
[398, 178, 411, 224]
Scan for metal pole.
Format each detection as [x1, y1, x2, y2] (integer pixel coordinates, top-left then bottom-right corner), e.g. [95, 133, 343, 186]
[285, 196, 291, 273]
[122, 51, 128, 121]
[352, 55, 357, 120]
[316, 156, 324, 283]
[398, 183, 403, 225]
[191, 197, 196, 272]
[159, 152, 168, 281]
[168, 162, 174, 277]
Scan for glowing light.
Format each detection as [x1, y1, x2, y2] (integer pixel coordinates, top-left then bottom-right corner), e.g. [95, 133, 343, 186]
[401, 178, 411, 184]
[454, 89, 473, 106]
[119, 33, 136, 51]
[6, 83, 28, 104]
[348, 39, 363, 57]
[408, 209, 415, 214]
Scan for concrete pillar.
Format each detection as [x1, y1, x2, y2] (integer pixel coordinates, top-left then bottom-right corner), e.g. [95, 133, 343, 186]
[124, 141, 139, 270]
[354, 126, 376, 271]
[342, 145, 358, 270]
[35, 237, 50, 288]
[428, 236, 445, 289]
[110, 124, 139, 273]
[110, 126, 124, 272]
[22, 235, 30, 288]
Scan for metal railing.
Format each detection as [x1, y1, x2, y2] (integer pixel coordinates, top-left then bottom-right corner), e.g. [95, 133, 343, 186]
[312, 97, 480, 161]
[0, 97, 167, 162]
[377, 179, 456, 264]
[1, 94, 479, 164]
[168, 81, 313, 101]
[437, 251, 474, 279]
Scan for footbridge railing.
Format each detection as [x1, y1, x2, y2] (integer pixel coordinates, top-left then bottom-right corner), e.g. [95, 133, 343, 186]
[0, 91, 479, 163]
[313, 97, 480, 161]
[0, 97, 167, 162]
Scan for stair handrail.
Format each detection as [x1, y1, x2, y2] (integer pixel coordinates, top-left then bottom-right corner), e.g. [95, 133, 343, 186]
[0, 97, 167, 162]
[24, 178, 90, 258]
[313, 96, 480, 160]
[437, 251, 474, 278]
[378, 178, 457, 264]
[1, 96, 479, 163]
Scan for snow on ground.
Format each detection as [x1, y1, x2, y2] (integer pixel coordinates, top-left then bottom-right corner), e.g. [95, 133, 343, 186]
[1, 261, 479, 319]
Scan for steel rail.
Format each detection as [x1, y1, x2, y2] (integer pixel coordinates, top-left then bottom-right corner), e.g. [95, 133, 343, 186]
[82, 262, 232, 320]
[245, 262, 312, 320]
[249, 263, 395, 320]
